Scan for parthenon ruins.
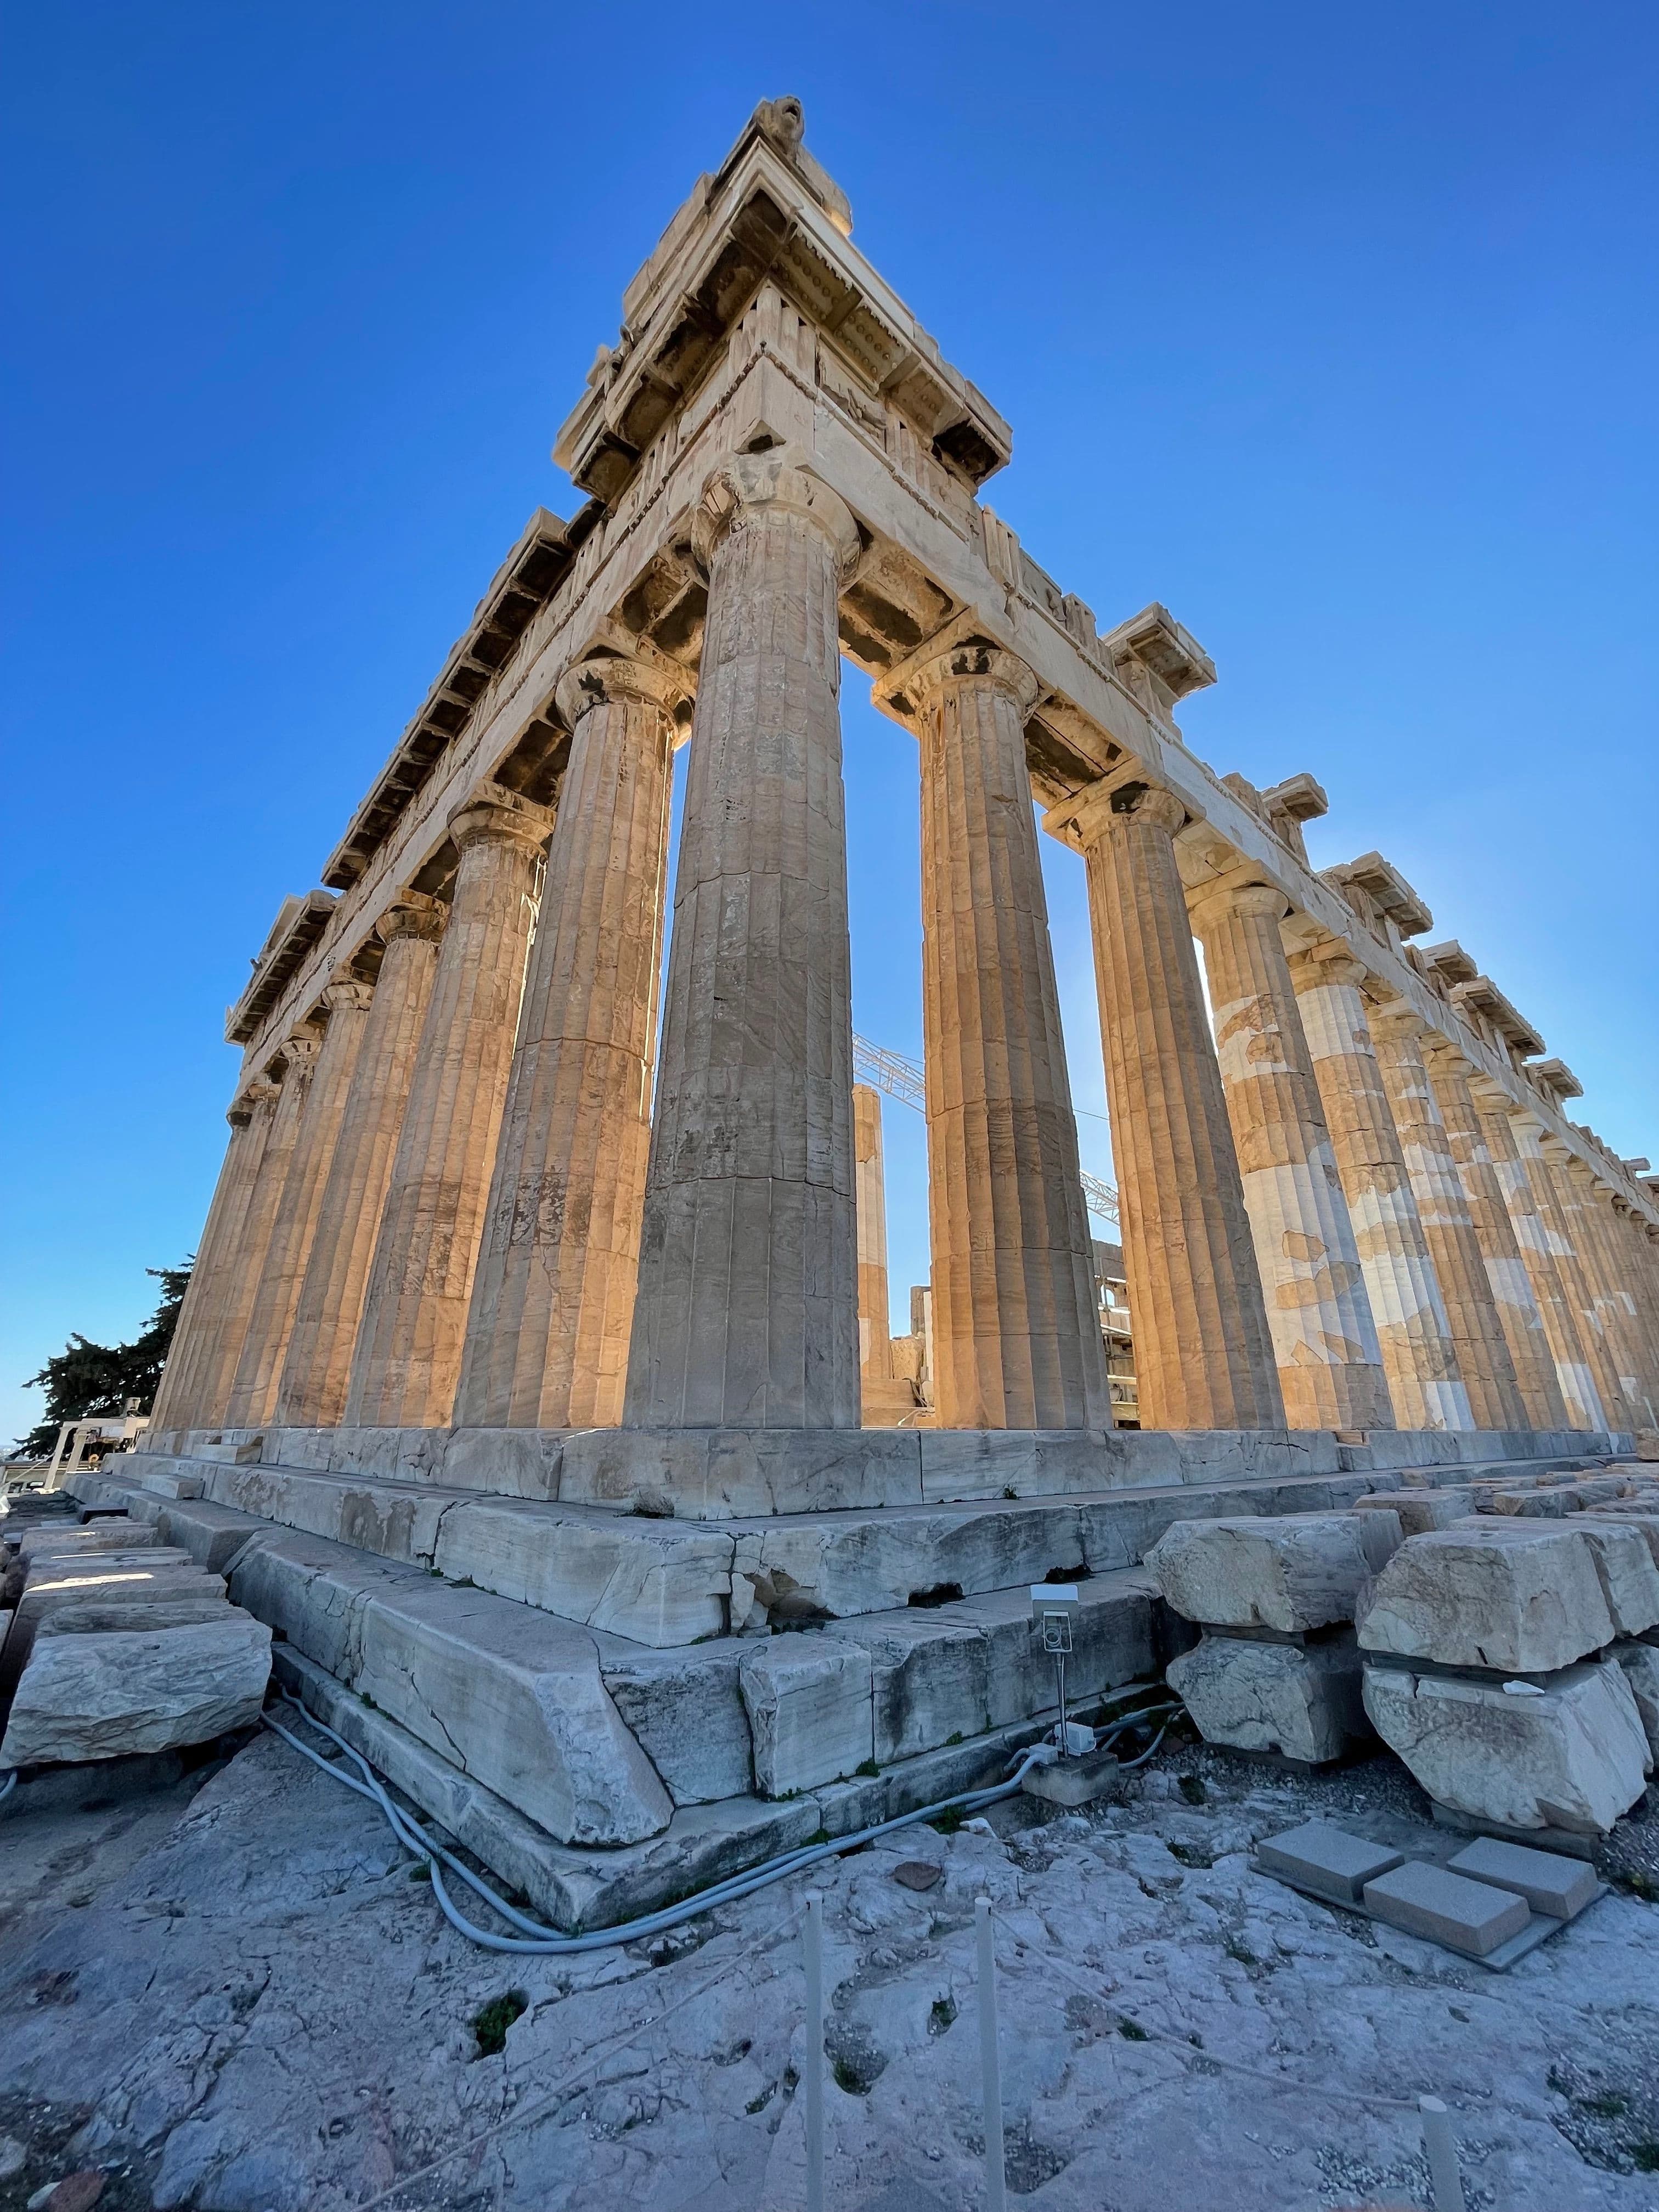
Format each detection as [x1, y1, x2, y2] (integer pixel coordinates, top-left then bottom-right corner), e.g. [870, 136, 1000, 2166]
[94, 98, 1658, 1916]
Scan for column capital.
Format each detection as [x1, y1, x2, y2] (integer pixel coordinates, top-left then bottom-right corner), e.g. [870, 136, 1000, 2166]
[447, 782, 552, 857]
[229, 1078, 279, 1126]
[376, 896, 445, 948]
[321, 979, 375, 1017]
[1046, 769, 1186, 851]
[692, 444, 860, 580]
[555, 648, 691, 731]
[876, 610, 1041, 723]
[1419, 1031, 1475, 1076]
[1286, 940, 1368, 994]
[1364, 994, 1425, 1044]
[276, 1032, 321, 1077]
[1186, 876, 1290, 934]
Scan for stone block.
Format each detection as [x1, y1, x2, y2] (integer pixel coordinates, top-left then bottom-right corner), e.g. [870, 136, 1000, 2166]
[1, 1556, 221, 1700]
[1145, 1512, 1402, 1632]
[830, 1612, 990, 1764]
[1257, 1818, 1404, 1901]
[1022, 1745, 1121, 1807]
[1573, 1521, 1659, 1638]
[595, 1640, 754, 1806]
[0, 1613, 272, 1766]
[738, 1635, 873, 1797]
[1446, 1836, 1599, 1919]
[1613, 1640, 1659, 1758]
[1167, 1631, 1368, 1763]
[953, 1575, 1156, 1728]
[1358, 1523, 1616, 1672]
[1583, 1506, 1659, 1569]
[437, 1499, 731, 1646]
[1361, 1859, 1530, 1955]
[18, 1523, 161, 1559]
[1352, 1489, 1473, 1534]
[1362, 1659, 1651, 1834]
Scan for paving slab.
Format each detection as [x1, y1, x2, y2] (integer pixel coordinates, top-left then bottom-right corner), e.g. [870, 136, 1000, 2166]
[1256, 1819, 1404, 1901]
[1447, 1836, 1600, 1919]
[1362, 1858, 1531, 1954]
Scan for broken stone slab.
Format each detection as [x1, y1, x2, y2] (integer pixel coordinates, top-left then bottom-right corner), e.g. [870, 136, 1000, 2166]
[1361, 1859, 1531, 1956]
[1144, 1513, 1403, 1633]
[228, 1530, 672, 1847]
[1613, 1640, 1659, 1758]
[0, 1613, 272, 1766]
[1446, 1836, 1599, 1920]
[1351, 1489, 1474, 1535]
[17, 1522, 162, 1559]
[1357, 1524, 1617, 1672]
[1571, 1520, 1659, 1638]
[1362, 1659, 1651, 1834]
[594, 1639, 754, 1806]
[1, 1557, 223, 1702]
[1582, 1506, 1659, 1570]
[1256, 1819, 1403, 1901]
[739, 1634, 874, 1797]
[1167, 1630, 1369, 1763]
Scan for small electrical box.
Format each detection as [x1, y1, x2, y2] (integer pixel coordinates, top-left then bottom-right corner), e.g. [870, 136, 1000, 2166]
[1031, 1584, 1080, 1655]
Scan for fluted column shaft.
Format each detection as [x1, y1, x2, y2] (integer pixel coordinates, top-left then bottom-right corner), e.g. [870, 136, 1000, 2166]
[1188, 884, 1391, 1430]
[1063, 794, 1279, 1430]
[1290, 951, 1472, 1430]
[225, 981, 373, 1427]
[274, 904, 444, 1429]
[149, 1087, 276, 1434]
[458, 657, 682, 1429]
[911, 642, 1109, 1432]
[1369, 1002, 1528, 1431]
[853, 1082, 894, 1382]
[1559, 1153, 1654, 1424]
[1420, 1039, 1569, 1430]
[195, 1041, 317, 1426]
[347, 790, 548, 1430]
[1484, 1097, 1612, 1431]
[624, 451, 862, 1429]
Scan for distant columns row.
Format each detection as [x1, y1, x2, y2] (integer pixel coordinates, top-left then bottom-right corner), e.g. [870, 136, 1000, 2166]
[156, 455, 1659, 1446]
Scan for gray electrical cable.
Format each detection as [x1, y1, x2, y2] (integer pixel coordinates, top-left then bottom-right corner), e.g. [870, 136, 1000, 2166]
[0, 1771, 15, 1806]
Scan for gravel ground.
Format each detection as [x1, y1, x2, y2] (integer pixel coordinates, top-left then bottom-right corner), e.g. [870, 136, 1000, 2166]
[3, 1707, 1659, 2212]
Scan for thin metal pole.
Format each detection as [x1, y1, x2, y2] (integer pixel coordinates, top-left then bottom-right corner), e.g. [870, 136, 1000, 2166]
[804, 1892, 825, 2212]
[1056, 1652, 1069, 1756]
[1419, 2095, 1465, 2212]
[976, 1897, 1006, 2212]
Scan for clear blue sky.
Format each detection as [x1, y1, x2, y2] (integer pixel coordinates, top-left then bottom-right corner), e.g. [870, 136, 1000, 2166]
[5, 2, 1655, 1444]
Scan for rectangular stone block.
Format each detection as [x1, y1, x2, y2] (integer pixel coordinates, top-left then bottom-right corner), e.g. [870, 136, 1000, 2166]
[18, 1523, 162, 1559]
[1352, 1489, 1473, 1535]
[738, 1635, 873, 1797]
[1362, 1859, 1530, 1955]
[0, 1613, 272, 1767]
[1363, 1658, 1651, 1835]
[1146, 1512, 1402, 1632]
[1447, 1836, 1599, 1919]
[436, 1498, 732, 1646]
[1257, 1819, 1404, 1901]
[1167, 1632, 1368, 1763]
[1358, 1523, 1617, 1672]
[1574, 1521, 1659, 1638]
[595, 1639, 754, 1807]
[1614, 1640, 1659, 1758]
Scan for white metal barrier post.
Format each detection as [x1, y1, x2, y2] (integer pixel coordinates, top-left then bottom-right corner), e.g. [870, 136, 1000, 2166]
[976, 1895, 1007, 2212]
[804, 1891, 825, 2212]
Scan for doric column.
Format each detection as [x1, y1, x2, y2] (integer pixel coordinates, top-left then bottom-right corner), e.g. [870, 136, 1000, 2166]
[456, 652, 685, 1429]
[1481, 1093, 1612, 1431]
[853, 1082, 894, 1382]
[896, 632, 1108, 1432]
[624, 449, 862, 1430]
[225, 980, 373, 1427]
[274, 901, 445, 1429]
[347, 788, 549, 1430]
[1419, 1037, 1569, 1430]
[1187, 882, 1391, 1431]
[1052, 788, 1279, 1430]
[195, 1039, 318, 1426]
[1368, 1000, 1528, 1431]
[148, 1085, 278, 1434]
[1289, 947, 1472, 1430]
[1557, 1151, 1653, 1425]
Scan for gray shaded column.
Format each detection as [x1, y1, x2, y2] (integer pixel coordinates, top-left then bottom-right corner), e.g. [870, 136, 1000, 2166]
[624, 449, 862, 1430]
[225, 980, 373, 1427]
[148, 1084, 277, 1435]
[1057, 788, 1280, 1431]
[274, 900, 445, 1429]
[458, 652, 685, 1429]
[347, 788, 549, 1430]
[1419, 1036, 1570, 1431]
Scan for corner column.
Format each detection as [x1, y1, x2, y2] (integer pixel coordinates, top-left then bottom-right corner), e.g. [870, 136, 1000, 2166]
[1368, 1000, 1529, 1431]
[458, 652, 685, 1429]
[1054, 787, 1280, 1430]
[1187, 882, 1391, 1430]
[225, 980, 374, 1427]
[1289, 947, 1472, 1430]
[148, 1085, 278, 1435]
[624, 450, 862, 1429]
[347, 788, 550, 1431]
[898, 635, 1109, 1431]
[1419, 1037, 1570, 1430]
[274, 900, 445, 1429]
[1558, 1152, 1655, 1425]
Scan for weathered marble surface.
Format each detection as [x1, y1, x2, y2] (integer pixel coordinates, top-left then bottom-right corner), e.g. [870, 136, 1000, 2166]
[1169, 1631, 1367, 1763]
[1146, 1512, 1402, 1633]
[0, 1614, 271, 1767]
[1357, 1524, 1618, 1672]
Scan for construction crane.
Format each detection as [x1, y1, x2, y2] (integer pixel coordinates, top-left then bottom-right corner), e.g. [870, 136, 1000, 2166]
[851, 1033, 1120, 1227]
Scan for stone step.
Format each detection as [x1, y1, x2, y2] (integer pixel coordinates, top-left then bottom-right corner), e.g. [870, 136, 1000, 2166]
[86, 1446, 1612, 1650]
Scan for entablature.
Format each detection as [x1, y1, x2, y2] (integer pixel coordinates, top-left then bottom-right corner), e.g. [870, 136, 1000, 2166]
[225, 889, 337, 1045]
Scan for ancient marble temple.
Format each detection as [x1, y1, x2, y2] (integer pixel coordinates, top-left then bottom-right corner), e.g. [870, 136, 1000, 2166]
[106, 100, 1659, 1915]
